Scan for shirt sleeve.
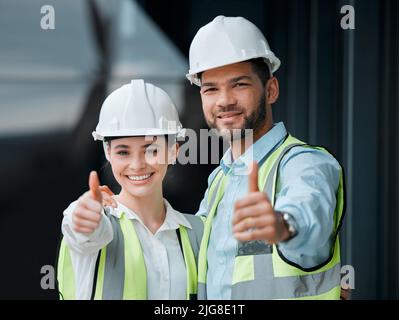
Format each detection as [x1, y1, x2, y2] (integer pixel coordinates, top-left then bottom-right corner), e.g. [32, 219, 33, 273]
[274, 146, 341, 268]
[61, 200, 114, 255]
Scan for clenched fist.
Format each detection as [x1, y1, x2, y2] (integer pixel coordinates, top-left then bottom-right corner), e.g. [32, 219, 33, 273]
[232, 162, 291, 244]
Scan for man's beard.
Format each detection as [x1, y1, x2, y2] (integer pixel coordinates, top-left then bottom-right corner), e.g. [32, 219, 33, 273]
[206, 94, 267, 141]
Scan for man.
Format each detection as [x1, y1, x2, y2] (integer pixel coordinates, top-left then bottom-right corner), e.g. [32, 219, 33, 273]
[187, 16, 345, 300]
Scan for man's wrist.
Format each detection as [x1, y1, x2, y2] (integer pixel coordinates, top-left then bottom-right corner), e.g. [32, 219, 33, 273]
[277, 211, 298, 242]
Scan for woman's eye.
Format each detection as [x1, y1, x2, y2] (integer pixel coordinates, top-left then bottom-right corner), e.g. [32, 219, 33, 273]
[146, 148, 158, 156]
[117, 151, 128, 156]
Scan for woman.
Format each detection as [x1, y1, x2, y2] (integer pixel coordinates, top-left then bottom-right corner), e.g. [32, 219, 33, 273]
[57, 80, 203, 300]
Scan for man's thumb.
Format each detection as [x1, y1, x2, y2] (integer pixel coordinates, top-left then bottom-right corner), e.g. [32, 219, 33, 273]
[89, 171, 102, 202]
[248, 161, 259, 193]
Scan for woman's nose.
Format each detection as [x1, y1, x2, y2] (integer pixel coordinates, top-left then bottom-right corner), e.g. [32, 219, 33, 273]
[128, 155, 147, 170]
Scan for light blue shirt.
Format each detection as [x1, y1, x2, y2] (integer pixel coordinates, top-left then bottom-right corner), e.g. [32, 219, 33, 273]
[196, 122, 341, 300]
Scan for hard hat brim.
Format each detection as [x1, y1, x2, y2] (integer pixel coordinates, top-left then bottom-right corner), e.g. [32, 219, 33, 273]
[92, 128, 185, 141]
[186, 54, 281, 86]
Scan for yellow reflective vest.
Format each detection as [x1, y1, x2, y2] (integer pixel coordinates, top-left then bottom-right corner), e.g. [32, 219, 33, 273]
[57, 212, 203, 300]
[197, 134, 345, 299]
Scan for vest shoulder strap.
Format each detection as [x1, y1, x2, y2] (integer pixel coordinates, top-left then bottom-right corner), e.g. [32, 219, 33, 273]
[206, 167, 225, 207]
[261, 135, 307, 199]
[183, 214, 204, 260]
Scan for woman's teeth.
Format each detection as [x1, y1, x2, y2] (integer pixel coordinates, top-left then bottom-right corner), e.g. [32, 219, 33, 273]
[127, 173, 152, 181]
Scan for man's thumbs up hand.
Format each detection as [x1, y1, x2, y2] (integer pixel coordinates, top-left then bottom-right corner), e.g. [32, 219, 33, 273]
[72, 171, 104, 234]
[232, 161, 291, 244]
[248, 161, 260, 193]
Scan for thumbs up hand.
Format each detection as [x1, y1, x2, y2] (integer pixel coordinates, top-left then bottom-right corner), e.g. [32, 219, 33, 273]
[72, 171, 104, 234]
[232, 162, 291, 244]
[89, 171, 103, 202]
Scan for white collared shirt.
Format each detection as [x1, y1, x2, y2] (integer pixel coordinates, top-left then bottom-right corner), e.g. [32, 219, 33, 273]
[61, 199, 192, 300]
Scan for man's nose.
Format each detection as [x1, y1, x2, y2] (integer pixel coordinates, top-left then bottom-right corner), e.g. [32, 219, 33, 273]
[216, 88, 237, 108]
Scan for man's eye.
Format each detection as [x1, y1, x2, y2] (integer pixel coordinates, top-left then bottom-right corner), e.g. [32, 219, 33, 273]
[202, 87, 217, 93]
[234, 82, 249, 87]
[117, 151, 128, 156]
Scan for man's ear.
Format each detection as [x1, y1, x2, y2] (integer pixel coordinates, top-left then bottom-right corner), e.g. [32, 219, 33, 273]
[266, 77, 279, 104]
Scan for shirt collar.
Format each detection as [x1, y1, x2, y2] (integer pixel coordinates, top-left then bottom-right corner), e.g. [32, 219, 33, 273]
[220, 122, 288, 175]
[109, 198, 192, 231]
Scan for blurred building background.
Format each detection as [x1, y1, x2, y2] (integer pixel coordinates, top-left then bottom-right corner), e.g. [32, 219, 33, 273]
[0, 0, 397, 299]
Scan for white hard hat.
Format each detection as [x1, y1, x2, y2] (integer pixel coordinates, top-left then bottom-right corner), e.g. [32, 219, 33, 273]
[93, 79, 184, 160]
[92, 79, 185, 141]
[186, 15, 281, 86]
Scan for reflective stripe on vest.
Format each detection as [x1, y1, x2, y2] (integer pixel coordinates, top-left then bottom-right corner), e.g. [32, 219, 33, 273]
[198, 134, 345, 300]
[57, 211, 203, 300]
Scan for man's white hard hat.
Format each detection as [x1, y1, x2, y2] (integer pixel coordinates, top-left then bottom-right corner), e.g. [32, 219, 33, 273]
[186, 15, 281, 86]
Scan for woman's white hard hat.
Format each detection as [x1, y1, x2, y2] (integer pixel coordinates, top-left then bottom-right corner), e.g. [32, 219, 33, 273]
[92, 79, 185, 141]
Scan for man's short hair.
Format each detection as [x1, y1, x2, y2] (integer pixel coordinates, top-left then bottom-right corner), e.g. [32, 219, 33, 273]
[249, 58, 271, 87]
[198, 58, 271, 87]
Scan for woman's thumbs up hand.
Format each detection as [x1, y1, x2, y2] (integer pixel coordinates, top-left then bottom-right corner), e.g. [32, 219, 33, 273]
[72, 171, 104, 234]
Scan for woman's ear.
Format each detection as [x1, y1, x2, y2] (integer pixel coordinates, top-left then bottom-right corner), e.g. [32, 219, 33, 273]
[168, 143, 179, 165]
[103, 141, 111, 161]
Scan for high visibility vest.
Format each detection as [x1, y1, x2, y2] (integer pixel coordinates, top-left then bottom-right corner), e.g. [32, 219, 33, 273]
[57, 212, 204, 300]
[197, 134, 345, 300]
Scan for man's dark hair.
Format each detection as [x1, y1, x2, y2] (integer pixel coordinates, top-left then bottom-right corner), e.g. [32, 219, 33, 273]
[198, 58, 271, 86]
[249, 58, 271, 87]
